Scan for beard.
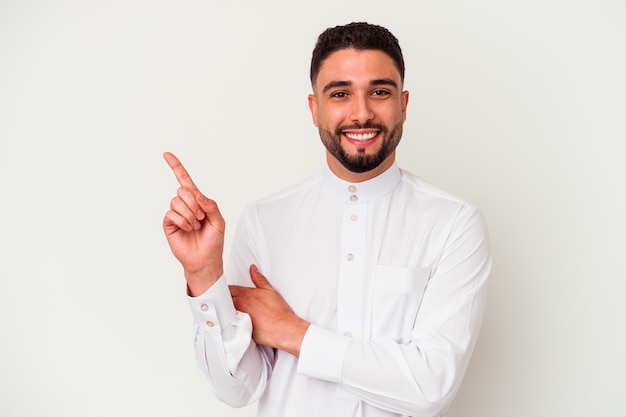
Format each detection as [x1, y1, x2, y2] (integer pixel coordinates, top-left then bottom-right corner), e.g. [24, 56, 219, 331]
[318, 122, 403, 173]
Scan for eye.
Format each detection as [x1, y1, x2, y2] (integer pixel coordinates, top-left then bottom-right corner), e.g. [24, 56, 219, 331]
[372, 89, 390, 97]
[331, 91, 348, 99]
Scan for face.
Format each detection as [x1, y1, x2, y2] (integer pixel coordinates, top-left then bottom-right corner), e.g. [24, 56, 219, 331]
[308, 48, 409, 182]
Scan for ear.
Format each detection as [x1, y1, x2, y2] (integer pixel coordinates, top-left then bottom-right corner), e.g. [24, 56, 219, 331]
[401, 90, 409, 122]
[308, 93, 319, 127]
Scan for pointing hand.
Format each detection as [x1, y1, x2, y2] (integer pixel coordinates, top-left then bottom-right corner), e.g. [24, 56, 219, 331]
[163, 152, 225, 295]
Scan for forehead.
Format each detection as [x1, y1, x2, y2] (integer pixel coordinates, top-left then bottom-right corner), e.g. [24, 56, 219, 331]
[315, 49, 402, 88]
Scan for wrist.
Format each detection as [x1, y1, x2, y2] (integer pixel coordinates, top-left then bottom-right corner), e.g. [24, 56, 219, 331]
[279, 318, 310, 358]
[184, 264, 223, 296]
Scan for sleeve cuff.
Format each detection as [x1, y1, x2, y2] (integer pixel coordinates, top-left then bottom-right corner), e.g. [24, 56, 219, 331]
[297, 324, 351, 384]
[187, 276, 237, 332]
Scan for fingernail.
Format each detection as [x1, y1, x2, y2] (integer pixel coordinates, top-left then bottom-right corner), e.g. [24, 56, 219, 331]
[196, 209, 205, 220]
[193, 220, 201, 230]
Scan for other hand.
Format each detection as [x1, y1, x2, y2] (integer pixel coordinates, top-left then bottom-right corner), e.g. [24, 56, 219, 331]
[230, 265, 310, 357]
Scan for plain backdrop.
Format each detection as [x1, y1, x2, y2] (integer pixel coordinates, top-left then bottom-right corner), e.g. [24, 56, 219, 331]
[1, 1, 625, 416]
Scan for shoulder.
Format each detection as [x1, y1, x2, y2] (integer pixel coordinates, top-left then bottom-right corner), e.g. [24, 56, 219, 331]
[398, 168, 478, 211]
[399, 169, 467, 205]
[242, 170, 324, 214]
[397, 168, 487, 227]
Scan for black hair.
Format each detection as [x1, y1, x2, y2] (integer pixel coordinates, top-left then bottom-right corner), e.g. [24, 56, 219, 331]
[310, 22, 405, 85]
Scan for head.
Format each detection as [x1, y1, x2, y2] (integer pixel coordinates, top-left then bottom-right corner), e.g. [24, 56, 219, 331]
[308, 22, 409, 182]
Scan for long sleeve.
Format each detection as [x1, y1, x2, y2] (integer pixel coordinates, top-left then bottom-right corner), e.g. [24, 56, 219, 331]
[297, 205, 491, 416]
[188, 272, 274, 407]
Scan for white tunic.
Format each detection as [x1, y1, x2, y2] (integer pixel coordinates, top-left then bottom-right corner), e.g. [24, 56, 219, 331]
[188, 162, 491, 417]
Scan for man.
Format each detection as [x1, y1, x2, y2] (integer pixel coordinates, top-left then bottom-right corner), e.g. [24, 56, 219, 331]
[163, 22, 491, 417]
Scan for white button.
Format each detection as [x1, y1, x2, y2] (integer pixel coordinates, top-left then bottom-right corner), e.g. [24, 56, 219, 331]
[350, 214, 358, 221]
[350, 195, 358, 202]
[344, 331, 352, 338]
[200, 304, 208, 312]
[206, 320, 215, 328]
[346, 253, 354, 261]
[345, 292, 352, 300]
[348, 185, 357, 192]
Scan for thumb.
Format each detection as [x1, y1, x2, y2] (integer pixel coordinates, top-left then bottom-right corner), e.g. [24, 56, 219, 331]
[249, 264, 272, 289]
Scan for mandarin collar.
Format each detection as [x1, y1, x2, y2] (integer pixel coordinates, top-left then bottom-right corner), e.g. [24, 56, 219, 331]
[322, 162, 402, 203]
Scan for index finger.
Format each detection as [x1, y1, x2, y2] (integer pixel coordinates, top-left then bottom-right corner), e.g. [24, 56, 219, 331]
[163, 152, 199, 191]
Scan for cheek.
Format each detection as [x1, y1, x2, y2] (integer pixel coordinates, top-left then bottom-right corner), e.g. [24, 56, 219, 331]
[381, 106, 405, 125]
[318, 107, 347, 128]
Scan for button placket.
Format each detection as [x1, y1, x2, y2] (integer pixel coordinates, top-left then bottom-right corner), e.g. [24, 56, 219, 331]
[337, 189, 367, 341]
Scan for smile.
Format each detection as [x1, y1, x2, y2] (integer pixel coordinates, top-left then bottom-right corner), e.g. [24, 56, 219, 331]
[344, 131, 378, 141]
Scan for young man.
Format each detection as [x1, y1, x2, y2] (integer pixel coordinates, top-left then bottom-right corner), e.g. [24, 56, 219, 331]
[163, 22, 491, 417]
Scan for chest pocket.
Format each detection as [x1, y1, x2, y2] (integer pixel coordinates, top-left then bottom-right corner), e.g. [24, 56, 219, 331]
[370, 265, 430, 343]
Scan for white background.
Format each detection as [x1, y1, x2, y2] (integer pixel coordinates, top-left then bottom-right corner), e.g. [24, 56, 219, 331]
[1, 1, 625, 416]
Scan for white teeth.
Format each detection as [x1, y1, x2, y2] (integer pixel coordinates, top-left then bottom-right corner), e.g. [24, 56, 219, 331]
[345, 132, 377, 141]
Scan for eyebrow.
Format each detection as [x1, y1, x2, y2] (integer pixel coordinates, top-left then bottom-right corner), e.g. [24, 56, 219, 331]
[322, 78, 399, 94]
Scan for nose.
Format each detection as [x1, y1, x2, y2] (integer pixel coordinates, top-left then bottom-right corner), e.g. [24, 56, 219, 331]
[349, 95, 374, 125]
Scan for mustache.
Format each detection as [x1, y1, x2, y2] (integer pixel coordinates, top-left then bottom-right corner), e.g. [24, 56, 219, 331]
[334, 122, 388, 136]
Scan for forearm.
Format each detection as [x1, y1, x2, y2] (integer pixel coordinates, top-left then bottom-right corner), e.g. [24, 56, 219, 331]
[342, 292, 486, 417]
[298, 295, 485, 417]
